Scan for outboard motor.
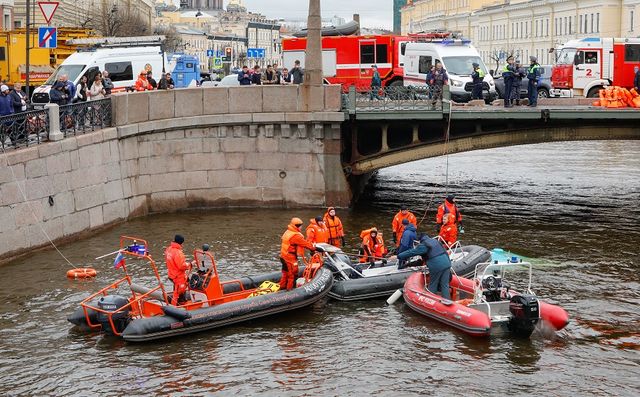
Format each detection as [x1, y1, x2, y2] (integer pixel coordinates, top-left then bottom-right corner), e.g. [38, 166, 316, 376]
[96, 295, 130, 334]
[508, 294, 540, 337]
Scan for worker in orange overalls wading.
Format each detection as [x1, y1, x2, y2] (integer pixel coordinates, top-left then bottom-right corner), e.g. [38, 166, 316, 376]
[306, 216, 330, 244]
[392, 207, 417, 247]
[323, 206, 345, 248]
[165, 234, 189, 306]
[280, 218, 317, 290]
[359, 227, 388, 263]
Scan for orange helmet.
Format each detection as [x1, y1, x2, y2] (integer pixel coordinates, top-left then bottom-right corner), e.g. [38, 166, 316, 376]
[290, 217, 303, 227]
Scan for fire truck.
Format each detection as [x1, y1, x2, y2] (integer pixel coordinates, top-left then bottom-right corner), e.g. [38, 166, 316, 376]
[282, 34, 412, 92]
[551, 37, 640, 98]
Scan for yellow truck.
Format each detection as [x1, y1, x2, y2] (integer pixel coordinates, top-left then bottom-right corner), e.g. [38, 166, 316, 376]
[0, 28, 93, 87]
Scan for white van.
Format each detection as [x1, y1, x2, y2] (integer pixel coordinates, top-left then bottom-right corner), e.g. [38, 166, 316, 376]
[403, 40, 497, 103]
[32, 46, 166, 106]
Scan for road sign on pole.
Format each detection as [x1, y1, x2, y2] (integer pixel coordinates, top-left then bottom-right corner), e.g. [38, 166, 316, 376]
[206, 49, 214, 57]
[214, 58, 222, 68]
[38, 1, 59, 25]
[38, 27, 57, 48]
[247, 48, 265, 59]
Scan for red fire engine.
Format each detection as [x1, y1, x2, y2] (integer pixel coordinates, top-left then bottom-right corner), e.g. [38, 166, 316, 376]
[551, 37, 640, 98]
[282, 34, 412, 92]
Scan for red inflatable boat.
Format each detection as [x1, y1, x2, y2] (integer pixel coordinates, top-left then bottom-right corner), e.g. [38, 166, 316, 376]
[403, 260, 569, 337]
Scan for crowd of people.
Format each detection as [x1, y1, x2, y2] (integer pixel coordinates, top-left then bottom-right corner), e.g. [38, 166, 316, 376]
[164, 196, 464, 305]
[237, 60, 305, 86]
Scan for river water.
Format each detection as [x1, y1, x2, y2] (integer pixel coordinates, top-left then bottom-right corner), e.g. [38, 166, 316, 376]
[1, 141, 639, 396]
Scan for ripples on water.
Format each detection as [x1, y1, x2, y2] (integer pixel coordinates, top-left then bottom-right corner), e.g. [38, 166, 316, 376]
[0, 141, 639, 396]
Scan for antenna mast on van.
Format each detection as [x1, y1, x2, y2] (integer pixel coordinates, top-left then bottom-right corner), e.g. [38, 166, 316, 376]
[65, 35, 166, 49]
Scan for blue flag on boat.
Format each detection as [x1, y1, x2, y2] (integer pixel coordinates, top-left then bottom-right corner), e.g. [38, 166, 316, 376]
[113, 251, 125, 269]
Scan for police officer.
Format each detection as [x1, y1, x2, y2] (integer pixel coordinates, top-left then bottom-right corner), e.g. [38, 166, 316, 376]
[502, 56, 516, 108]
[527, 56, 542, 107]
[471, 62, 485, 100]
[512, 59, 526, 106]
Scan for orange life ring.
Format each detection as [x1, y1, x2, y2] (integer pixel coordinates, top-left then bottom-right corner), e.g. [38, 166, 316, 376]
[66, 268, 97, 279]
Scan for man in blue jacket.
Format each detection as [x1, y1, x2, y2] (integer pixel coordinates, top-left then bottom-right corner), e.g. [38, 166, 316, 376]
[237, 66, 251, 86]
[394, 235, 452, 299]
[398, 219, 417, 254]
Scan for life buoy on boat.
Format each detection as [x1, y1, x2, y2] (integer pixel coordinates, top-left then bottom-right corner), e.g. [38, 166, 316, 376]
[67, 268, 97, 279]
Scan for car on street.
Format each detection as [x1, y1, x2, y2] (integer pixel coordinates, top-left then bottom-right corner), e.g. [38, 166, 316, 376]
[201, 74, 240, 87]
[493, 64, 553, 99]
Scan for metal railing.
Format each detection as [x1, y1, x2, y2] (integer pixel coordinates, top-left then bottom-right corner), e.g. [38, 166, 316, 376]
[342, 85, 449, 114]
[0, 108, 50, 149]
[59, 99, 112, 137]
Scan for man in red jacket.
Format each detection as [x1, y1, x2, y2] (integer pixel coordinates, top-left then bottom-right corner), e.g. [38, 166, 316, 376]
[165, 234, 189, 305]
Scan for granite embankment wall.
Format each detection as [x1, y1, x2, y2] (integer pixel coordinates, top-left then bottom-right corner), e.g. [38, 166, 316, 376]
[0, 85, 347, 261]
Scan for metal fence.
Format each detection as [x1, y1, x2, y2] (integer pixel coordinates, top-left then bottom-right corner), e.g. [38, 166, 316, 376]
[0, 108, 50, 149]
[59, 99, 112, 137]
[342, 86, 447, 113]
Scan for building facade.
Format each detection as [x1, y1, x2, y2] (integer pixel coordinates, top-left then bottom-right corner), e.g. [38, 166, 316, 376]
[0, 0, 13, 30]
[13, 0, 154, 31]
[394, 0, 407, 34]
[182, 0, 223, 9]
[246, 21, 281, 68]
[402, 0, 640, 68]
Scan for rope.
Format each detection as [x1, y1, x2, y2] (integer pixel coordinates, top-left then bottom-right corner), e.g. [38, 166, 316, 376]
[0, 143, 76, 269]
[416, 98, 454, 228]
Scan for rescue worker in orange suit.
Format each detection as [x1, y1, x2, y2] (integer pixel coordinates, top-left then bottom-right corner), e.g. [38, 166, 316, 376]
[280, 218, 317, 290]
[306, 216, 330, 244]
[438, 214, 459, 248]
[359, 228, 388, 263]
[436, 194, 462, 232]
[134, 71, 151, 91]
[392, 207, 417, 247]
[165, 234, 189, 306]
[323, 207, 345, 248]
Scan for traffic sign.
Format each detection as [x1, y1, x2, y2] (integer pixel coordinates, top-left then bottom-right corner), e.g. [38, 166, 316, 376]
[206, 49, 214, 57]
[38, 1, 59, 25]
[213, 58, 222, 67]
[247, 48, 265, 59]
[38, 27, 57, 49]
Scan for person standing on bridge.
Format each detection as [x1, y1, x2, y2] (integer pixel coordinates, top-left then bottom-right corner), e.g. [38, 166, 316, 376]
[511, 59, 526, 106]
[370, 65, 382, 100]
[527, 56, 542, 107]
[502, 56, 515, 108]
[238, 66, 252, 86]
[471, 62, 485, 100]
[280, 218, 317, 290]
[165, 234, 189, 306]
[436, 195, 462, 233]
[392, 207, 417, 247]
[430, 62, 449, 108]
[323, 207, 345, 248]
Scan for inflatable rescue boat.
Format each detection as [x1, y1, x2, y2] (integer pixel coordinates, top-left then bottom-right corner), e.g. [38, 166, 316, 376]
[403, 257, 569, 337]
[68, 236, 332, 342]
[318, 242, 491, 301]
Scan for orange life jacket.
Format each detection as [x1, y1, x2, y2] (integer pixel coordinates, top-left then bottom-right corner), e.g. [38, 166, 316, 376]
[392, 211, 417, 244]
[280, 224, 315, 260]
[306, 219, 330, 244]
[439, 216, 458, 247]
[360, 228, 387, 262]
[436, 200, 462, 225]
[323, 207, 344, 246]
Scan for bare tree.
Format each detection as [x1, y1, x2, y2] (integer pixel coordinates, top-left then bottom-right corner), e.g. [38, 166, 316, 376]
[155, 25, 183, 53]
[86, 6, 152, 37]
[488, 49, 520, 74]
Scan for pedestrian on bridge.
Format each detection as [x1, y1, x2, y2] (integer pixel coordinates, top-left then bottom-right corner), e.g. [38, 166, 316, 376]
[527, 56, 542, 107]
[502, 56, 515, 108]
[430, 62, 448, 108]
[471, 62, 485, 100]
[512, 59, 526, 106]
[370, 65, 382, 100]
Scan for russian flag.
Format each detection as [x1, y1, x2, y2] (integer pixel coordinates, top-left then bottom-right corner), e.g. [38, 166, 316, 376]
[113, 251, 125, 269]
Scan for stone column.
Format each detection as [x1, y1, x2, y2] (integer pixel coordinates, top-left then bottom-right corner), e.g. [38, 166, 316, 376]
[45, 103, 63, 141]
[301, 0, 324, 111]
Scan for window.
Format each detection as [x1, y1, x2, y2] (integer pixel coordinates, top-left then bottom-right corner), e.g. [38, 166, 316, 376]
[632, 11, 635, 32]
[0, 47, 5, 61]
[596, 13, 600, 33]
[563, 17, 567, 35]
[624, 44, 640, 61]
[376, 44, 388, 63]
[418, 55, 433, 74]
[105, 62, 133, 82]
[584, 14, 588, 33]
[590, 13, 594, 33]
[520, 22, 523, 38]
[511, 22, 514, 39]
[554, 18, 558, 36]
[14, 20, 21, 28]
[535, 20, 539, 37]
[546, 19, 549, 36]
[583, 51, 598, 64]
[360, 43, 375, 64]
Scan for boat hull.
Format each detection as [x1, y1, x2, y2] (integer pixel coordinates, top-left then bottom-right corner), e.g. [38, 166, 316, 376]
[69, 267, 333, 342]
[328, 245, 490, 301]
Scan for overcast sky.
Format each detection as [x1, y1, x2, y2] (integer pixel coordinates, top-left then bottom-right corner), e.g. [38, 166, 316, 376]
[172, 1, 394, 29]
